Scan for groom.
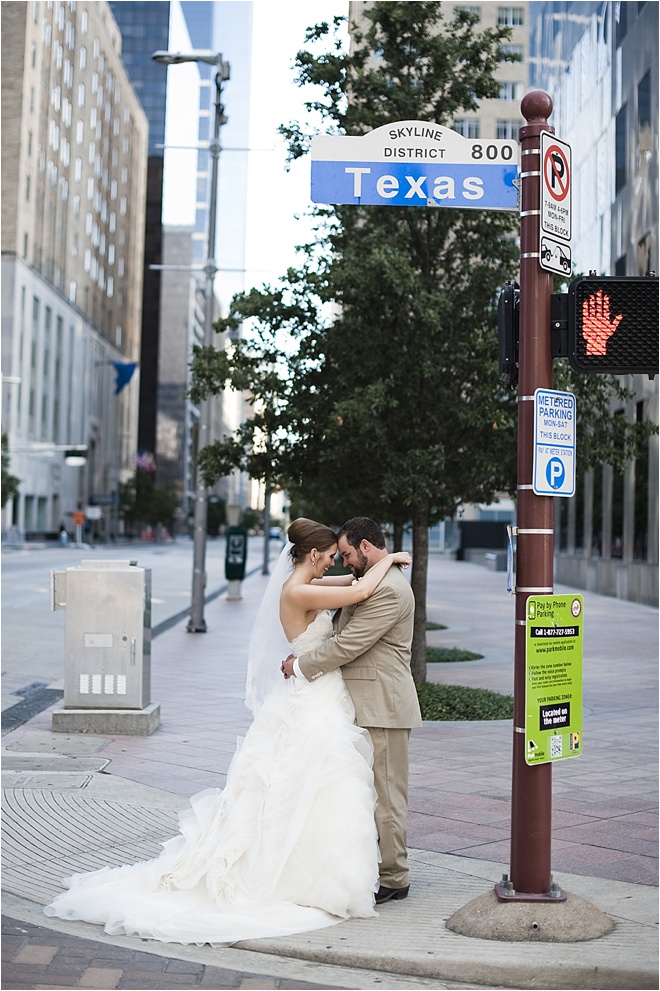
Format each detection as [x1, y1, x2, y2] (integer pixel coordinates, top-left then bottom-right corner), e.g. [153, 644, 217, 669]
[282, 516, 421, 904]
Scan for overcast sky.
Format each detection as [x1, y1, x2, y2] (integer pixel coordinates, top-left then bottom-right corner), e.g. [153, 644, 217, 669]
[161, 1, 348, 313]
[243, 1, 347, 289]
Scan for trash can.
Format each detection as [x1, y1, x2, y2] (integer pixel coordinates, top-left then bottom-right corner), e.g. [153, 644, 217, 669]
[51, 560, 151, 710]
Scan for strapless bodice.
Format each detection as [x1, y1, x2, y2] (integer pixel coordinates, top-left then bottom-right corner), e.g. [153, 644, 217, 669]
[290, 611, 334, 655]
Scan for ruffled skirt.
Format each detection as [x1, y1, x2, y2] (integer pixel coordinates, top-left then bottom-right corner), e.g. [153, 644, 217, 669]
[44, 672, 380, 945]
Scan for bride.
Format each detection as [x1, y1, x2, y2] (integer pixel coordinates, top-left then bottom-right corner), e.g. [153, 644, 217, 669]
[44, 517, 411, 945]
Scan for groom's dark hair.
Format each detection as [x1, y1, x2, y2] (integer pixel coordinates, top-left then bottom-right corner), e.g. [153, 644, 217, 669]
[338, 517, 386, 550]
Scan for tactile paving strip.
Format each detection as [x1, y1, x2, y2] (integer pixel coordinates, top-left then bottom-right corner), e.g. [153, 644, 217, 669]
[2, 788, 179, 903]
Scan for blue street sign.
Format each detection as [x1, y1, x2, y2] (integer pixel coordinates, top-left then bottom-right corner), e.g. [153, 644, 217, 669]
[311, 159, 518, 210]
[311, 120, 519, 212]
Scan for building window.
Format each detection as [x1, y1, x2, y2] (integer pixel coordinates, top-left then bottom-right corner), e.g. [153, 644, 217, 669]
[638, 70, 652, 152]
[498, 81, 521, 101]
[455, 5, 480, 18]
[615, 104, 627, 193]
[615, 254, 626, 275]
[636, 232, 652, 275]
[592, 468, 603, 556]
[500, 43, 524, 57]
[634, 401, 649, 559]
[497, 119, 520, 139]
[497, 6, 523, 26]
[611, 412, 625, 559]
[454, 118, 480, 138]
[615, 2, 628, 46]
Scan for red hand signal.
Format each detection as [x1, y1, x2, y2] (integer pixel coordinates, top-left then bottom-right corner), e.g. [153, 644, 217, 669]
[581, 290, 623, 355]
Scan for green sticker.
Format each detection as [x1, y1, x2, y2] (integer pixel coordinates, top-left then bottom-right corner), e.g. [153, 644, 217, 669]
[525, 594, 583, 765]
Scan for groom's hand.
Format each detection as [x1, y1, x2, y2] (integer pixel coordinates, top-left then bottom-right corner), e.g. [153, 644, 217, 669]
[281, 654, 296, 679]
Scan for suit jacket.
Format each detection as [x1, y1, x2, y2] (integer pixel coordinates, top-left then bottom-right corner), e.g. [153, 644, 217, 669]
[297, 567, 422, 729]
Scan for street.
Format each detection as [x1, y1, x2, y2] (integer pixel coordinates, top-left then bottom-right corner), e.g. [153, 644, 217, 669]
[1, 536, 277, 713]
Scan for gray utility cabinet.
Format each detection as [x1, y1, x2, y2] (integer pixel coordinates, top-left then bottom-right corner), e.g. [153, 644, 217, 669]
[51, 560, 151, 709]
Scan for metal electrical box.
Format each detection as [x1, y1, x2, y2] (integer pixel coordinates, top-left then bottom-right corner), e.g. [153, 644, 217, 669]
[51, 560, 152, 710]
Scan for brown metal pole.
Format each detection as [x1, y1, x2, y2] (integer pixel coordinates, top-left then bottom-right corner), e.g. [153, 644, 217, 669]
[509, 92, 555, 896]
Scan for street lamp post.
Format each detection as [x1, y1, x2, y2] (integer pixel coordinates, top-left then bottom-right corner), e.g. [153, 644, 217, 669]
[152, 50, 230, 633]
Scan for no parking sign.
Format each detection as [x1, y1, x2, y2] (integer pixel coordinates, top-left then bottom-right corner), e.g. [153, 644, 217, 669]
[539, 131, 572, 276]
[532, 388, 576, 496]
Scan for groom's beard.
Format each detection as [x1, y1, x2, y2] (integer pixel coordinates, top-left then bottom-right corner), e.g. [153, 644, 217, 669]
[350, 549, 369, 579]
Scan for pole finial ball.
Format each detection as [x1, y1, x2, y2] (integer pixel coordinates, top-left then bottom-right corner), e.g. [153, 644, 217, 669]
[521, 90, 553, 125]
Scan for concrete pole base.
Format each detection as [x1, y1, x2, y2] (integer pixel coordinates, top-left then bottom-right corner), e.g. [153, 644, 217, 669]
[226, 580, 243, 600]
[446, 888, 614, 942]
[51, 702, 160, 736]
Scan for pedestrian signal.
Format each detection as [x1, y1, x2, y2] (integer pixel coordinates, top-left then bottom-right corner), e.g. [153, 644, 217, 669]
[568, 276, 658, 377]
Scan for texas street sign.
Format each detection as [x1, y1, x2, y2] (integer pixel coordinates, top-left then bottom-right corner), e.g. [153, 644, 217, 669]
[311, 120, 519, 211]
[532, 388, 576, 497]
[539, 131, 572, 276]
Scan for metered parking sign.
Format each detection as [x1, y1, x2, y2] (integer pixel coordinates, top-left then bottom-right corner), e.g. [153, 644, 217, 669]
[533, 389, 576, 497]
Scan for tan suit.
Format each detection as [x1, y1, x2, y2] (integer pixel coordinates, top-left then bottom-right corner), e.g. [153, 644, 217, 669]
[297, 567, 422, 888]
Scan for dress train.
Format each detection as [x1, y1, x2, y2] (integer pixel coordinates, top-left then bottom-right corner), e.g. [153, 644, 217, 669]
[44, 612, 380, 945]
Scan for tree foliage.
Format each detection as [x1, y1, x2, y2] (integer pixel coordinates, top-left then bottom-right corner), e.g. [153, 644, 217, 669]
[119, 469, 180, 535]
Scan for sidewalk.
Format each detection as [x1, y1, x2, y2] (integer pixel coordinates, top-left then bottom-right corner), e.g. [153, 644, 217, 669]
[2, 554, 658, 990]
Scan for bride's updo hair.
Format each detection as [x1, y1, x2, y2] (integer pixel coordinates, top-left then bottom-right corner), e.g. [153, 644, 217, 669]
[287, 518, 337, 565]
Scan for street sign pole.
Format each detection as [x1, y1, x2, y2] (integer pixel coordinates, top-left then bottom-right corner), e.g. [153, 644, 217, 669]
[504, 91, 558, 900]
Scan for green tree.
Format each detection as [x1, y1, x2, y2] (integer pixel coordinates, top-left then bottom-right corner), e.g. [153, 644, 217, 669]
[120, 469, 180, 536]
[190, 3, 654, 683]
[1, 433, 20, 509]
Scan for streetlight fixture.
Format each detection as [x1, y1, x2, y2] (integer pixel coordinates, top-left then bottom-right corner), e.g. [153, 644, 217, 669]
[10, 443, 88, 466]
[152, 48, 230, 633]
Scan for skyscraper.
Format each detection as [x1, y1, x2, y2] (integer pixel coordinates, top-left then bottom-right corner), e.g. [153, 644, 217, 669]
[1, 0, 148, 540]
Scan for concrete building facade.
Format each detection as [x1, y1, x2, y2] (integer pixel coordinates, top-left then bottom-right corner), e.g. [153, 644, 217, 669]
[1, 0, 147, 540]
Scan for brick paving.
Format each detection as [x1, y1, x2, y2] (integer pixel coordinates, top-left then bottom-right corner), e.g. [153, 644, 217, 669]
[2, 551, 657, 990]
[2, 917, 343, 990]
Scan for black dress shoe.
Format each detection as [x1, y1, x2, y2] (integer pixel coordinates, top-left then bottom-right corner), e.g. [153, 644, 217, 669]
[375, 884, 410, 904]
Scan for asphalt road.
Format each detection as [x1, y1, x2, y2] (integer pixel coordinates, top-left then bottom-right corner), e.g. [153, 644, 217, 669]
[1, 536, 277, 713]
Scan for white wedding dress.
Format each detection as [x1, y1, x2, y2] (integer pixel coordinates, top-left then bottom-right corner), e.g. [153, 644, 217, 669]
[44, 611, 380, 945]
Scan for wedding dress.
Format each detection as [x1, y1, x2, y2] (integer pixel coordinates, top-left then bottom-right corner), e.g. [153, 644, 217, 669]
[44, 611, 380, 945]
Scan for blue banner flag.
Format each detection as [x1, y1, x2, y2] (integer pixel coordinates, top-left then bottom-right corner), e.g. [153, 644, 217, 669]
[112, 362, 138, 395]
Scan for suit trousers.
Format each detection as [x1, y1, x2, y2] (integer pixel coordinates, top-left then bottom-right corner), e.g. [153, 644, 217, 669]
[367, 726, 411, 888]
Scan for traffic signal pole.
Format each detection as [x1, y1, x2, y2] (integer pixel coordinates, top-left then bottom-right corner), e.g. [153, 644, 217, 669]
[503, 91, 559, 899]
